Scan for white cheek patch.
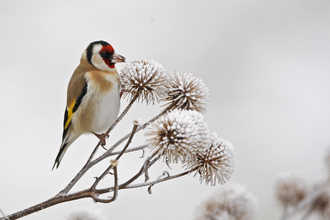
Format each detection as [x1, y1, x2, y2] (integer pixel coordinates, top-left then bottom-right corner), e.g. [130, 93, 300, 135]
[91, 44, 112, 71]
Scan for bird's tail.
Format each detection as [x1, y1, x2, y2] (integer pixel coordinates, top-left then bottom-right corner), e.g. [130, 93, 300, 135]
[52, 133, 80, 170]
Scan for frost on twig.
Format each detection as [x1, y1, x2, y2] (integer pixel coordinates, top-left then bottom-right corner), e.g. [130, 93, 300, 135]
[0, 59, 234, 220]
[147, 171, 170, 194]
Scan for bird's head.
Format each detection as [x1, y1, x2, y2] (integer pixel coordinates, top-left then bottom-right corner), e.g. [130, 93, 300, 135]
[85, 40, 125, 71]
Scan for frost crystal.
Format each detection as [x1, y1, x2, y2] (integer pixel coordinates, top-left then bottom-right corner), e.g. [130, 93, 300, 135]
[162, 71, 209, 113]
[145, 109, 210, 163]
[120, 60, 167, 104]
[185, 132, 235, 185]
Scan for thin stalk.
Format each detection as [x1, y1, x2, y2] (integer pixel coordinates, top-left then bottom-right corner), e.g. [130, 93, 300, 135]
[60, 95, 138, 195]
[91, 123, 139, 190]
[121, 169, 193, 190]
[280, 179, 330, 220]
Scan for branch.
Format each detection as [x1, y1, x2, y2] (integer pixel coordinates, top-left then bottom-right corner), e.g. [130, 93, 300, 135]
[109, 144, 148, 156]
[98, 167, 196, 195]
[280, 179, 330, 220]
[91, 166, 118, 203]
[91, 122, 139, 191]
[1, 189, 93, 220]
[122, 170, 192, 190]
[0, 101, 176, 220]
[92, 102, 176, 166]
[59, 94, 139, 195]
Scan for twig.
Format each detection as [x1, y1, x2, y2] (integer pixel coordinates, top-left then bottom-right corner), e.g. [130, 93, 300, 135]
[122, 169, 193, 190]
[0, 101, 177, 220]
[148, 171, 170, 194]
[119, 156, 151, 189]
[1, 189, 96, 220]
[280, 179, 330, 220]
[91, 123, 139, 190]
[60, 95, 138, 195]
[114, 122, 139, 160]
[91, 166, 118, 203]
[106, 94, 139, 135]
[0, 208, 8, 220]
[92, 102, 176, 166]
[109, 144, 148, 157]
[87, 94, 139, 164]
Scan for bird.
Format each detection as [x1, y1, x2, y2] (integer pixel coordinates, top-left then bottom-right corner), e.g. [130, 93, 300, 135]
[52, 40, 125, 170]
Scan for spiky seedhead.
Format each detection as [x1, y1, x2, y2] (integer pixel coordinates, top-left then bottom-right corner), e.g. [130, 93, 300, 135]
[162, 71, 209, 113]
[120, 60, 167, 104]
[145, 109, 210, 163]
[194, 184, 257, 220]
[309, 182, 330, 218]
[184, 132, 235, 185]
[275, 173, 309, 208]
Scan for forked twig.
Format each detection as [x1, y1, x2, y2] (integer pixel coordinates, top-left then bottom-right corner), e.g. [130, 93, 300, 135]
[0, 100, 177, 220]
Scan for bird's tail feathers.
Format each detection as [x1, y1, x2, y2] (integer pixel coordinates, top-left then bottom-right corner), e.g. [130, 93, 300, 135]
[52, 133, 80, 170]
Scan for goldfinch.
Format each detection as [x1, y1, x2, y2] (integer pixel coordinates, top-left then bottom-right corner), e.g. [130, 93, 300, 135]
[52, 40, 125, 170]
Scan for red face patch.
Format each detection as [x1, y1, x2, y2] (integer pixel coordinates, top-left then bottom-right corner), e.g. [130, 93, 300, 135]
[99, 45, 115, 68]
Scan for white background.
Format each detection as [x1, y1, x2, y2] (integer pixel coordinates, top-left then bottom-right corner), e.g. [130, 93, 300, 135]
[0, 1, 330, 219]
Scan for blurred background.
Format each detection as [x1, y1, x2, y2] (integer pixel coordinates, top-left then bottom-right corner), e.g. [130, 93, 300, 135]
[0, 1, 330, 219]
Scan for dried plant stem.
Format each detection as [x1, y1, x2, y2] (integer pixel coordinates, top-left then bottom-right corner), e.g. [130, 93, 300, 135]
[86, 102, 176, 170]
[279, 206, 288, 220]
[0, 100, 178, 220]
[90, 161, 193, 196]
[91, 166, 119, 203]
[118, 152, 159, 189]
[109, 144, 148, 156]
[280, 179, 330, 220]
[0, 156, 189, 220]
[60, 94, 139, 195]
[122, 169, 194, 190]
[91, 123, 139, 191]
[1, 121, 139, 220]
[0, 208, 7, 220]
[301, 207, 313, 220]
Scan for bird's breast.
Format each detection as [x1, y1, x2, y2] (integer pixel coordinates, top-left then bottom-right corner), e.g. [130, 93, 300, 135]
[72, 71, 120, 133]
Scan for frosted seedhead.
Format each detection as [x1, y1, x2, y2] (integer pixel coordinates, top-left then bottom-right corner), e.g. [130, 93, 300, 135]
[120, 60, 167, 104]
[145, 109, 210, 163]
[184, 132, 235, 185]
[162, 71, 209, 113]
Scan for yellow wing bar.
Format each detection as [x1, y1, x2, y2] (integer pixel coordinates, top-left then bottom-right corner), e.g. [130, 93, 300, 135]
[64, 100, 76, 129]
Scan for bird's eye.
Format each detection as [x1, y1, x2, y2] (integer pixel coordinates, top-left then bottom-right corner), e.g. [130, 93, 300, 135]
[100, 52, 107, 58]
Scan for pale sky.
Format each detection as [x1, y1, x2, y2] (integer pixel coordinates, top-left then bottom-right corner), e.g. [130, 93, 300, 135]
[0, 1, 330, 220]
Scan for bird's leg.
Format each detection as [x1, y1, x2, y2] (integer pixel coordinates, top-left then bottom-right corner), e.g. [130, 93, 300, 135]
[92, 132, 109, 147]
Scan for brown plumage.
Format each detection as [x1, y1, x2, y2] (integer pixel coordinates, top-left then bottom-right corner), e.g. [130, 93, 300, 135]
[53, 41, 125, 169]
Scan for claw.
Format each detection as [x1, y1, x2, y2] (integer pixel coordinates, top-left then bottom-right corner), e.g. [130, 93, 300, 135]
[93, 132, 109, 146]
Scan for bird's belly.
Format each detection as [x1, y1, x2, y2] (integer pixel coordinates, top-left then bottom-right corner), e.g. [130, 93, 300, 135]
[90, 90, 120, 133]
[73, 88, 120, 134]
[91, 92, 120, 133]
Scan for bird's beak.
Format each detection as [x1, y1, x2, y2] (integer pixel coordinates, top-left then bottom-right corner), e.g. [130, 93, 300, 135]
[111, 52, 126, 63]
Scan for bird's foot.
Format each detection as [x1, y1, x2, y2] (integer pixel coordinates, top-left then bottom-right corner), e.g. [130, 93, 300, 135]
[93, 132, 109, 147]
